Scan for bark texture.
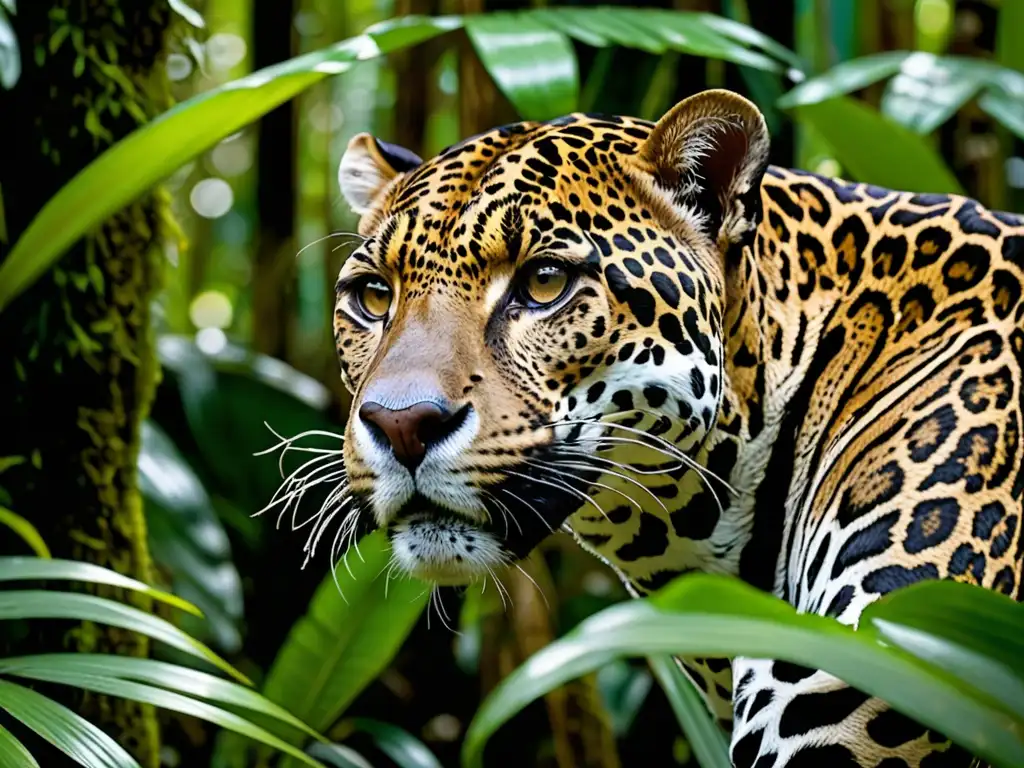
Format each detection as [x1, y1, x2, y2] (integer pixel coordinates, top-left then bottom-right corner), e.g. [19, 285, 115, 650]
[0, 1, 175, 764]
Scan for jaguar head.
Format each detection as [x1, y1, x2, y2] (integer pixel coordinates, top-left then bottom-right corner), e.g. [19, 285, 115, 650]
[333, 90, 769, 585]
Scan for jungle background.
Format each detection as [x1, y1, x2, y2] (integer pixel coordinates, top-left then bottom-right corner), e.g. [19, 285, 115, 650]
[0, 1, 1022, 767]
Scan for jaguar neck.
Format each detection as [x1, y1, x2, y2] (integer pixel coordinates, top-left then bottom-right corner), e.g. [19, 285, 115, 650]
[714, 171, 845, 592]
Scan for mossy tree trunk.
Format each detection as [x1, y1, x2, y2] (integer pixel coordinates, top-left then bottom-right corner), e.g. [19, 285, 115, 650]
[0, 2, 175, 765]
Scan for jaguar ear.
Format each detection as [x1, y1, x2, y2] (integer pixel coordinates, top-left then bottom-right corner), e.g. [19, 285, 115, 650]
[638, 89, 769, 245]
[338, 133, 423, 217]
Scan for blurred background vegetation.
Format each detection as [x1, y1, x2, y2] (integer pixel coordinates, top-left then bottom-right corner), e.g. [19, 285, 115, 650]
[0, 0, 1022, 767]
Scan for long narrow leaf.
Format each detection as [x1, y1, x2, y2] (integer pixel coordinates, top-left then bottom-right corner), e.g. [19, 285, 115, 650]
[528, 8, 609, 48]
[3, 671, 323, 768]
[347, 719, 443, 768]
[261, 531, 428, 740]
[0, 590, 248, 684]
[648, 656, 731, 768]
[696, 12, 805, 72]
[653, 11, 784, 72]
[0, 679, 140, 768]
[980, 90, 1024, 142]
[862, 580, 1024, 717]
[0, 556, 200, 616]
[0, 721, 39, 768]
[465, 14, 578, 121]
[544, 8, 664, 53]
[777, 51, 911, 108]
[881, 55, 992, 134]
[0, 654, 320, 741]
[461, 575, 1024, 768]
[0, 508, 51, 559]
[140, 420, 243, 651]
[0, 16, 459, 313]
[308, 743, 376, 768]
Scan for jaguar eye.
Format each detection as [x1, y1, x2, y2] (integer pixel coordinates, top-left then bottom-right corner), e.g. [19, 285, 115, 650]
[521, 262, 571, 308]
[355, 278, 392, 321]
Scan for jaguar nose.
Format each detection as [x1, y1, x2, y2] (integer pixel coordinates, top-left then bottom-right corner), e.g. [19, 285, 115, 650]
[358, 400, 460, 470]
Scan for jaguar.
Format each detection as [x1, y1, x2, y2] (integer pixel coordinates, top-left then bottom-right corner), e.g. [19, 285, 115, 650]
[321, 89, 1023, 767]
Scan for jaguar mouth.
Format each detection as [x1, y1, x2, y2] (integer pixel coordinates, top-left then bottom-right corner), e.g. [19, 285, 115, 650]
[388, 501, 507, 585]
[381, 451, 603, 584]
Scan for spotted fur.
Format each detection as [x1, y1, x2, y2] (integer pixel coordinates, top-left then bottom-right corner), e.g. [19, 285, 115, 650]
[332, 90, 1024, 767]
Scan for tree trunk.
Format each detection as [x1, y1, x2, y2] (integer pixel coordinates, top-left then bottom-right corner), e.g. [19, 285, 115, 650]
[0, 1, 174, 765]
[251, 0, 298, 361]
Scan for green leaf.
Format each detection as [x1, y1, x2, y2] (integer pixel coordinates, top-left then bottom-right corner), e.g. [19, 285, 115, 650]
[0, 654, 321, 742]
[863, 580, 1024, 718]
[156, 335, 342, 517]
[595, 659, 651, 737]
[168, 0, 203, 28]
[534, 8, 792, 73]
[648, 656, 730, 768]
[540, 8, 660, 52]
[307, 743, 376, 768]
[653, 11, 784, 72]
[0, 679, 141, 768]
[0, 17, 458, 313]
[462, 574, 1024, 768]
[881, 55, 991, 134]
[346, 719, 443, 768]
[979, 89, 1024, 142]
[997, 0, 1024, 74]
[788, 96, 963, 194]
[2, 671, 324, 768]
[0, 590, 248, 684]
[261, 532, 428, 741]
[0, 6, 20, 91]
[364, 14, 462, 51]
[0, 556, 200, 615]
[465, 14, 578, 121]
[0, 721, 39, 768]
[777, 51, 911, 108]
[140, 420, 243, 652]
[695, 11, 805, 73]
[0, 507, 51, 558]
[528, 8, 609, 48]
[260, 534, 427, 737]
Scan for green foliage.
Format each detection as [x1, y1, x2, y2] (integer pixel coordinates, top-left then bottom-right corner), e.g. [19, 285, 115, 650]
[0, 557, 327, 767]
[334, 719, 445, 768]
[8, 4, 1022, 318]
[0, 508, 50, 559]
[0, 556, 200, 616]
[0, 678, 137, 768]
[787, 95, 964, 193]
[464, 14, 579, 121]
[248, 531, 428, 766]
[0, 0, 19, 90]
[139, 420, 244, 653]
[156, 335, 338, 516]
[463, 575, 1024, 768]
[0, 8, 797, 314]
[778, 51, 1024, 141]
[648, 656, 730, 768]
[303, 720, 444, 768]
